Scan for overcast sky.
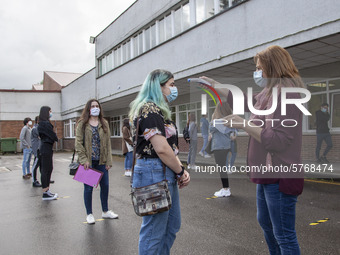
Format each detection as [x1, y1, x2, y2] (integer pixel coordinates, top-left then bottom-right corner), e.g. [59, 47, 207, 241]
[0, 0, 135, 90]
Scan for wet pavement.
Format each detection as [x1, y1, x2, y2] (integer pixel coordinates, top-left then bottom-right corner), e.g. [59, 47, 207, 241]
[0, 152, 339, 255]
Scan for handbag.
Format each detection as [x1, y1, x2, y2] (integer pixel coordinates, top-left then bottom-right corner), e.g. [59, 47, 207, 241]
[130, 114, 172, 217]
[69, 149, 80, 175]
[205, 138, 213, 155]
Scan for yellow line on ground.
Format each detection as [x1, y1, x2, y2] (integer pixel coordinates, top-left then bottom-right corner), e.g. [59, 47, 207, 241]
[304, 179, 340, 186]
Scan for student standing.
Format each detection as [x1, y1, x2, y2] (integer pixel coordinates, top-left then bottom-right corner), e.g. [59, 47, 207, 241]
[20, 117, 33, 179]
[75, 99, 118, 224]
[38, 106, 58, 200]
[31, 116, 42, 187]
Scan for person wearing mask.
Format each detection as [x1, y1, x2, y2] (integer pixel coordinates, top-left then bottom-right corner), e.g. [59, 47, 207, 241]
[210, 102, 236, 197]
[315, 103, 333, 163]
[122, 118, 133, 177]
[129, 69, 190, 255]
[38, 106, 58, 200]
[75, 99, 118, 224]
[31, 116, 42, 187]
[199, 114, 211, 158]
[20, 117, 33, 179]
[187, 113, 198, 169]
[201, 45, 305, 254]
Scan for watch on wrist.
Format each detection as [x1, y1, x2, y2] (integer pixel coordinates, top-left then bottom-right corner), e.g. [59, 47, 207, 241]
[176, 165, 185, 179]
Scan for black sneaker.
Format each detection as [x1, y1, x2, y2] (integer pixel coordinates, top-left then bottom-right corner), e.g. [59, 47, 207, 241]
[321, 156, 329, 164]
[32, 181, 42, 187]
[42, 190, 58, 201]
[50, 180, 55, 184]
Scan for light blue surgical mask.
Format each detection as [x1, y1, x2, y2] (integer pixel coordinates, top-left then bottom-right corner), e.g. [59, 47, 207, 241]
[321, 107, 327, 113]
[165, 86, 178, 103]
[49, 113, 53, 118]
[253, 70, 267, 88]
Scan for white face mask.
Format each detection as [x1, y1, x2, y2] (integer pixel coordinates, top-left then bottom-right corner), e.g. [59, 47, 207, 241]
[28, 121, 32, 126]
[90, 107, 100, 116]
[253, 70, 267, 88]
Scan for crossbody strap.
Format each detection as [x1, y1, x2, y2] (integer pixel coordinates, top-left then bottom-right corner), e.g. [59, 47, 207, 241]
[130, 114, 167, 186]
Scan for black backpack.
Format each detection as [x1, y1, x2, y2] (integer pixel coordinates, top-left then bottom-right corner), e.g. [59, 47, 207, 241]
[183, 126, 190, 143]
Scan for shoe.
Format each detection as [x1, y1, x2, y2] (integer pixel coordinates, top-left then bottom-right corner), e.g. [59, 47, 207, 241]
[23, 175, 30, 179]
[50, 180, 55, 184]
[102, 210, 118, 219]
[32, 181, 42, 187]
[27, 173, 32, 177]
[42, 190, 58, 200]
[128, 171, 132, 177]
[214, 188, 231, 197]
[124, 170, 132, 177]
[321, 156, 329, 164]
[86, 214, 95, 224]
[199, 151, 204, 157]
[204, 154, 211, 158]
[187, 164, 191, 170]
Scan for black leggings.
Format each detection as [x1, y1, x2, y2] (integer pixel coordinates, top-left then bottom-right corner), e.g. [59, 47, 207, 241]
[41, 153, 53, 189]
[213, 149, 229, 188]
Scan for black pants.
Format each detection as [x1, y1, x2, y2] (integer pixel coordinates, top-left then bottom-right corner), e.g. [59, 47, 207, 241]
[41, 153, 53, 189]
[32, 151, 41, 182]
[213, 149, 230, 188]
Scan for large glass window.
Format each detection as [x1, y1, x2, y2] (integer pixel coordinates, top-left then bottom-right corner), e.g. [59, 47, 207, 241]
[64, 119, 76, 138]
[196, 0, 214, 23]
[159, 18, 165, 44]
[182, 3, 190, 30]
[178, 102, 202, 134]
[110, 116, 121, 137]
[331, 92, 340, 128]
[144, 28, 151, 51]
[150, 24, 156, 48]
[165, 14, 172, 40]
[174, 7, 182, 35]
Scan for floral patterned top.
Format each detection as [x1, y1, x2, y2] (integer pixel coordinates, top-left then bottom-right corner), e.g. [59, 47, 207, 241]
[133, 102, 178, 158]
[91, 125, 100, 160]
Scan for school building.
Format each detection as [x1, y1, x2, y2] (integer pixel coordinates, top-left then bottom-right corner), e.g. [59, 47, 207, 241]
[1, 0, 340, 161]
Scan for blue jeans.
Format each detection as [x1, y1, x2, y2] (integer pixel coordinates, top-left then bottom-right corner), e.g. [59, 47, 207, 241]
[132, 158, 181, 255]
[200, 135, 209, 155]
[315, 133, 333, 159]
[226, 141, 237, 167]
[124, 151, 133, 170]
[84, 160, 109, 215]
[22, 148, 32, 175]
[257, 184, 300, 255]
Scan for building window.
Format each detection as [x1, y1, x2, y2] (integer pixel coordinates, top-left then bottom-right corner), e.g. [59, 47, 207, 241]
[178, 102, 202, 134]
[64, 119, 76, 138]
[110, 116, 121, 137]
[307, 78, 340, 131]
[196, 0, 214, 23]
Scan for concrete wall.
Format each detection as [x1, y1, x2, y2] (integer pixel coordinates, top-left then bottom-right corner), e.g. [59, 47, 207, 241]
[61, 68, 96, 119]
[95, 0, 340, 102]
[0, 90, 61, 121]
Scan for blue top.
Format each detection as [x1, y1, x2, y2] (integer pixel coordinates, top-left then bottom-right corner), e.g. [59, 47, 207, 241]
[200, 117, 209, 136]
[91, 125, 100, 160]
[209, 121, 237, 151]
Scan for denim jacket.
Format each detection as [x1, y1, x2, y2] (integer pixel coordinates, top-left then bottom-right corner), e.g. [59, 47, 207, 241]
[209, 121, 236, 151]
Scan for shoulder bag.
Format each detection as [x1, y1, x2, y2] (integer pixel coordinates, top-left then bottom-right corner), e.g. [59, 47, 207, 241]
[130, 115, 172, 216]
[69, 149, 80, 175]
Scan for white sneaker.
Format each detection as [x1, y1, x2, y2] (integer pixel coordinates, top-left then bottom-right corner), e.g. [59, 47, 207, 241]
[86, 214, 95, 224]
[214, 188, 231, 197]
[187, 164, 191, 169]
[102, 210, 118, 219]
[204, 154, 211, 158]
[127, 171, 132, 177]
[42, 190, 58, 200]
[124, 170, 130, 177]
[199, 151, 204, 157]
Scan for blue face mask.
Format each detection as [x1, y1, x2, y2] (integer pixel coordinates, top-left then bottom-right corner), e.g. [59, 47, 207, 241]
[49, 113, 53, 118]
[253, 70, 267, 88]
[165, 86, 178, 103]
[321, 108, 327, 113]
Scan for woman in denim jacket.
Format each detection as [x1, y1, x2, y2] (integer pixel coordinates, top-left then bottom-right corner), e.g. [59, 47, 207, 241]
[129, 69, 190, 255]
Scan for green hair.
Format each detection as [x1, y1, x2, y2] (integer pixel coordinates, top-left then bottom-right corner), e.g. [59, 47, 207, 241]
[129, 69, 173, 120]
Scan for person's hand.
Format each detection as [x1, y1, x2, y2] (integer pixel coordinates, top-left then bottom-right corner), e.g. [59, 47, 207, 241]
[199, 76, 220, 88]
[178, 170, 190, 189]
[105, 165, 111, 171]
[223, 114, 247, 129]
[84, 162, 90, 170]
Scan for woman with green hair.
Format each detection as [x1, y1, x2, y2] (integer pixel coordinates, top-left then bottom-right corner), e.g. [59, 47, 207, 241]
[129, 69, 190, 255]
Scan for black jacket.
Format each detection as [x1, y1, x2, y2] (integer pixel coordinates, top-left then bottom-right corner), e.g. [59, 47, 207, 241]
[315, 110, 330, 134]
[38, 121, 58, 154]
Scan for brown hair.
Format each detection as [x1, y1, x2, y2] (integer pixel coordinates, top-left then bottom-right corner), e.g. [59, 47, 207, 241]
[254, 45, 305, 95]
[78, 99, 108, 133]
[212, 101, 232, 120]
